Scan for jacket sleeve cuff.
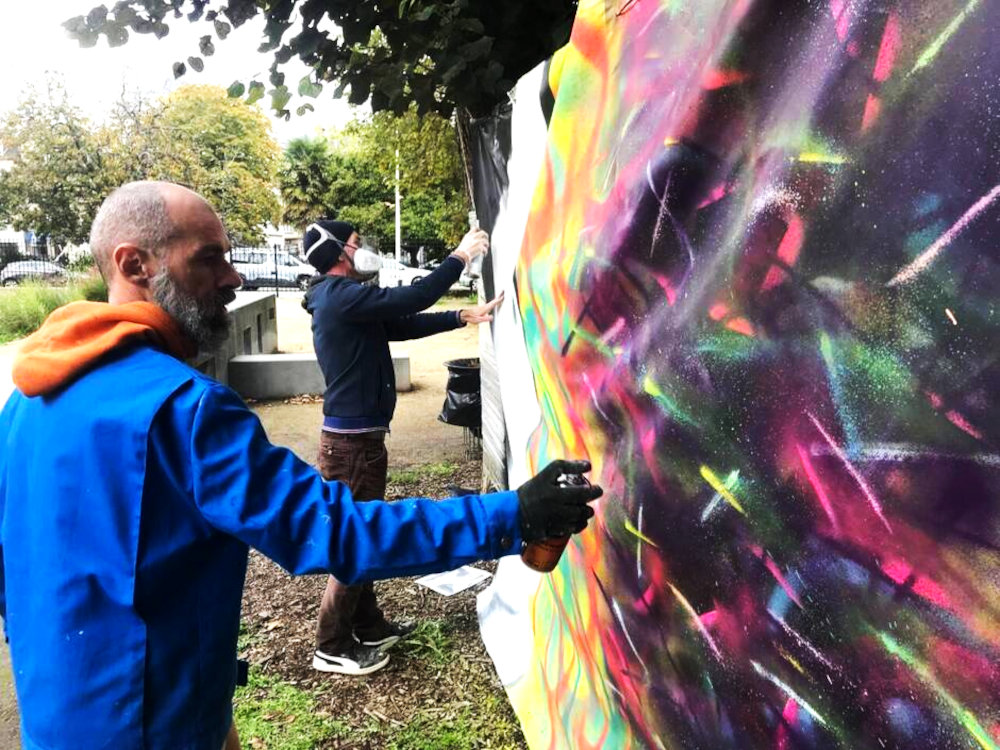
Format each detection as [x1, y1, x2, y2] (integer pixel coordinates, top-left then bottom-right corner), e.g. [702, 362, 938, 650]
[455, 310, 465, 327]
[474, 490, 522, 558]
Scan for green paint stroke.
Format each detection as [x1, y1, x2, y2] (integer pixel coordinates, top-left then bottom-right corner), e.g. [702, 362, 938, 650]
[877, 631, 998, 750]
[911, 0, 983, 75]
[642, 375, 698, 427]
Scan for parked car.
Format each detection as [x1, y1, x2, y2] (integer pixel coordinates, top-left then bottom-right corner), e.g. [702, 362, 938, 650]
[230, 248, 316, 291]
[377, 257, 433, 288]
[0, 260, 69, 286]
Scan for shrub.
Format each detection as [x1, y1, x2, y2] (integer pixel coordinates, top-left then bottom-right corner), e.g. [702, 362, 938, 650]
[0, 275, 107, 343]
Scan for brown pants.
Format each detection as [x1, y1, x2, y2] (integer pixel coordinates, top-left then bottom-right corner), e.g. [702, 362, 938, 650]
[315, 430, 391, 653]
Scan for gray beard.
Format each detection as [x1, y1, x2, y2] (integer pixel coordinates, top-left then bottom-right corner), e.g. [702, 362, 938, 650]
[151, 269, 232, 353]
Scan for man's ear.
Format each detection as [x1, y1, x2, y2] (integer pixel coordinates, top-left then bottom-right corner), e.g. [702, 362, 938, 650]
[112, 244, 155, 287]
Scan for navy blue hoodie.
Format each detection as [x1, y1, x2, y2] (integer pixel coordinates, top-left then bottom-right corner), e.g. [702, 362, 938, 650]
[304, 255, 466, 430]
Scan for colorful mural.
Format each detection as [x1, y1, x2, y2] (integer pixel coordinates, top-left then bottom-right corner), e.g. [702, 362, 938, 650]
[508, 0, 1000, 747]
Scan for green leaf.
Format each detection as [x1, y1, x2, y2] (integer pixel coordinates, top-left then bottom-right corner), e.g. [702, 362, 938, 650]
[295, 103, 315, 116]
[199, 35, 215, 56]
[187, 56, 204, 73]
[172, 61, 186, 78]
[214, 19, 231, 39]
[270, 85, 292, 112]
[297, 76, 323, 98]
[227, 81, 246, 98]
[246, 81, 265, 105]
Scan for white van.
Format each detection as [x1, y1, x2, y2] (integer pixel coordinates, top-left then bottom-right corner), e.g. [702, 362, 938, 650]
[230, 248, 316, 291]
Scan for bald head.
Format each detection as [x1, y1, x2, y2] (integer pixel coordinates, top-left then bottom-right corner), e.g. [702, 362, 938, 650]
[89, 181, 213, 282]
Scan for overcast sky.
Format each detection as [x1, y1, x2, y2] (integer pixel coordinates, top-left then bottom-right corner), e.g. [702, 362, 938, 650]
[0, 2, 358, 145]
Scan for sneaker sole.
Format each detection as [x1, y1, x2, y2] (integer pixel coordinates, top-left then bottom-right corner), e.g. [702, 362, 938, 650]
[312, 652, 390, 676]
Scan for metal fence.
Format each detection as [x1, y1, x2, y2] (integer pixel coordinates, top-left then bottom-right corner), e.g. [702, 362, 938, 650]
[228, 247, 315, 294]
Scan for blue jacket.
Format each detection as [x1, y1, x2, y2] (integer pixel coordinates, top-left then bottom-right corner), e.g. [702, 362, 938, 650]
[0, 342, 520, 749]
[304, 256, 465, 431]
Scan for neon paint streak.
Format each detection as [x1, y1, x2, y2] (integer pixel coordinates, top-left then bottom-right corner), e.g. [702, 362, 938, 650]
[877, 632, 999, 750]
[636, 504, 644, 579]
[795, 152, 848, 165]
[795, 442, 841, 535]
[666, 581, 722, 660]
[701, 470, 739, 522]
[946, 410, 984, 440]
[910, 0, 983, 76]
[771, 615, 837, 671]
[642, 376, 697, 426]
[624, 517, 659, 547]
[872, 11, 901, 82]
[777, 698, 799, 750]
[750, 661, 828, 727]
[761, 214, 804, 290]
[778, 647, 805, 675]
[699, 466, 745, 514]
[888, 183, 1000, 286]
[581, 372, 612, 423]
[881, 559, 952, 609]
[762, 556, 803, 608]
[807, 412, 892, 532]
[610, 600, 649, 678]
[862, 94, 881, 131]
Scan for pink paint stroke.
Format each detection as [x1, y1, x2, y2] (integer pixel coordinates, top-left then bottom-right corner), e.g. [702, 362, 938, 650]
[872, 11, 901, 82]
[888, 183, 1000, 286]
[777, 698, 799, 750]
[764, 556, 804, 608]
[807, 412, 892, 532]
[795, 442, 842, 535]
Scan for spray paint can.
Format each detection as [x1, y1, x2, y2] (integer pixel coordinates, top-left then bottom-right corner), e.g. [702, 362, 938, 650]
[520, 473, 591, 573]
[467, 209, 483, 279]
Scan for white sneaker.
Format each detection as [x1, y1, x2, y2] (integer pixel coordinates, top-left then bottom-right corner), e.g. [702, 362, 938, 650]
[312, 643, 390, 675]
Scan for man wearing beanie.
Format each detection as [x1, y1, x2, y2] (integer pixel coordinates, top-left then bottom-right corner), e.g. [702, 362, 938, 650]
[302, 219, 503, 675]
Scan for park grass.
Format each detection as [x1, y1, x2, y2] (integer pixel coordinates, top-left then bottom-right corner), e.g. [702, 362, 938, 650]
[0, 276, 107, 343]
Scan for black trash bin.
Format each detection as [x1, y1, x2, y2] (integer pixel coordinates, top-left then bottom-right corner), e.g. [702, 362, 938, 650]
[438, 358, 481, 433]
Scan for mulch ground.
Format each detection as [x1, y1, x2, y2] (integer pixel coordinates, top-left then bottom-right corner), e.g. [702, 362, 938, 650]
[238, 456, 527, 749]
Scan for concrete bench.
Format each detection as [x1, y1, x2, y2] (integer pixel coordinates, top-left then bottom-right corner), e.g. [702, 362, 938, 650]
[228, 353, 411, 400]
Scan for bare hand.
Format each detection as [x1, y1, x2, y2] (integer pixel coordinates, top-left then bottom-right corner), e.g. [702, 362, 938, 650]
[451, 229, 489, 265]
[460, 291, 504, 324]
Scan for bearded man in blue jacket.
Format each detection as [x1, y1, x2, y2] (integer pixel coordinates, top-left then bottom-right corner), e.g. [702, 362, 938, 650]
[0, 181, 601, 750]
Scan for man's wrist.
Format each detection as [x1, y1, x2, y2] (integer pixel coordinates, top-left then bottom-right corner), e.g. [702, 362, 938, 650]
[450, 250, 470, 267]
[456, 309, 466, 326]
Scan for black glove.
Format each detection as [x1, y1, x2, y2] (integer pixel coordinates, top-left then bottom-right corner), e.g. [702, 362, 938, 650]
[517, 460, 603, 542]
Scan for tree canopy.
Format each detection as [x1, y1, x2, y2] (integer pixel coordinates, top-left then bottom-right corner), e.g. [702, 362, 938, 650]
[66, 1, 577, 118]
[0, 82, 115, 247]
[278, 107, 469, 253]
[0, 83, 281, 247]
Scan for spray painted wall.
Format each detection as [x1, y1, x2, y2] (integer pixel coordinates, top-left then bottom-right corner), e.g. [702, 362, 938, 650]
[479, 1, 1000, 747]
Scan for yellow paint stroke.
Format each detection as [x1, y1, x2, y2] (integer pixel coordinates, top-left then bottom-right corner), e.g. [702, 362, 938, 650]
[795, 151, 849, 165]
[700, 465, 746, 514]
[624, 518, 659, 547]
[778, 646, 805, 675]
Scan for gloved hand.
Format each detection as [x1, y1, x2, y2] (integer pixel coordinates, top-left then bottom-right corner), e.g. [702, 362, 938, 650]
[451, 229, 489, 266]
[517, 460, 602, 542]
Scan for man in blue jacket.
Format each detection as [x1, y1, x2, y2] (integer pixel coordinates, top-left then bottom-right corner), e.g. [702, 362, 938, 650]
[302, 220, 504, 675]
[0, 181, 601, 749]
